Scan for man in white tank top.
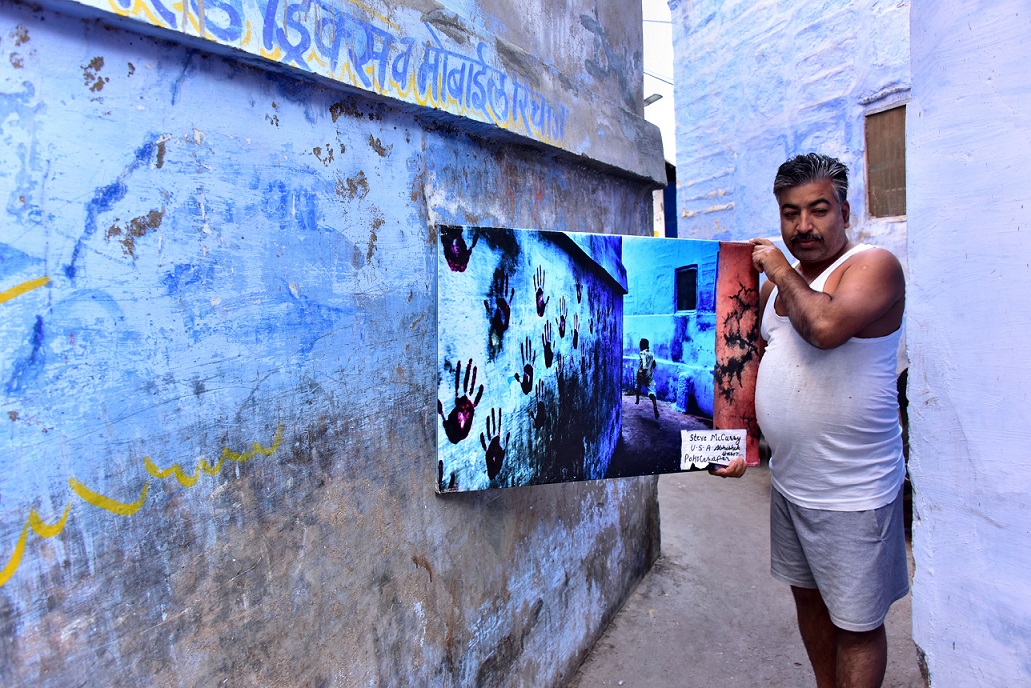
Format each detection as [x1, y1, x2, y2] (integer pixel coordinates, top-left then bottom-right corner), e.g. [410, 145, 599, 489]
[748, 153, 908, 688]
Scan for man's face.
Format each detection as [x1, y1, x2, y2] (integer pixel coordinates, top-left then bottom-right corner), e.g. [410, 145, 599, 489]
[776, 178, 850, 265]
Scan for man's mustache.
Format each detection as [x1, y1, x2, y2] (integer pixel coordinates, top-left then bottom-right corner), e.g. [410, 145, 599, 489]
[792, 233, 822, 244]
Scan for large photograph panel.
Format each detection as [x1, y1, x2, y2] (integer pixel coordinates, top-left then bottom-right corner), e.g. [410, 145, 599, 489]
[436, 227, 758, 493]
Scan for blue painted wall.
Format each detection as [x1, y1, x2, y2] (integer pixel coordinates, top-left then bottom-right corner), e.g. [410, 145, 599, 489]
[621, 237, 717, 416]
[0, 0, 663, 684]
[669, 0, 910, 267]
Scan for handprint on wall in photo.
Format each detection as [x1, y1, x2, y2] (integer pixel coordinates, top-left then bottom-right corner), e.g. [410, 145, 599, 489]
[514, 336, 537, 394]
[528, 379, 548, 431]
[542, 320, 555, 368]
[484, 270, 515, 336]
[438, 358, 484, 444]
[480, 407, 509, 480]
[533, 265, 550, 316]
[440, 226, 478, 272]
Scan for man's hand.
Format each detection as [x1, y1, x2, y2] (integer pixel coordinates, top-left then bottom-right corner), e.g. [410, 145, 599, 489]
[709, 457, 747, 478]
[750, 238, 793, 283]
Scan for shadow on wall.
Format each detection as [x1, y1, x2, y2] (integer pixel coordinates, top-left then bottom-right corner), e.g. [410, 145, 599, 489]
[621, 237, 719, 418]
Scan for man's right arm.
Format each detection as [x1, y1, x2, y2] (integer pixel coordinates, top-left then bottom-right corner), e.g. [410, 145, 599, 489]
[751, 240, 904, 350]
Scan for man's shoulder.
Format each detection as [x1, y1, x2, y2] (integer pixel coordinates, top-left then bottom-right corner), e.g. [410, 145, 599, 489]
[836, 245, 904, 284]
[851, 245, 902, 268]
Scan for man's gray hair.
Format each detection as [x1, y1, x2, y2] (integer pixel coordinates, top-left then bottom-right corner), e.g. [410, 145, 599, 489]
[773, 153, 849, 204]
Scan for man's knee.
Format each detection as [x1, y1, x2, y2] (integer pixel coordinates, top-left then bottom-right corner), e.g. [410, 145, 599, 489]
[838, 624, 886, 645]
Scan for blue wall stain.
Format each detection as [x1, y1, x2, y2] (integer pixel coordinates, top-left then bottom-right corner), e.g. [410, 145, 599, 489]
[5, 315, 45, 393]
[64, 136, 161, 280]
[170, 53, 196, 105]
[162, 263, 216, 295]
[1, 81, 47, 227]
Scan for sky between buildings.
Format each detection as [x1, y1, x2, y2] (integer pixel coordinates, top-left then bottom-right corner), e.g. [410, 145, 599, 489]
[643, 0, 676, 163]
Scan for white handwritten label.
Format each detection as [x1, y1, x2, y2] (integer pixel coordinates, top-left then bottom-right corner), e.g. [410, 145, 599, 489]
[680, 429, 746, 470]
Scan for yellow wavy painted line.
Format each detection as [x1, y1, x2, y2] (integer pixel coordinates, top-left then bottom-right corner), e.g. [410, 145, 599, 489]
[0, 504, 72, 586]
[219, 423, 284, 464]
[69, 478, 149, 516]
[144, 456, 201, 486]
[30, 503, 71, 538]
[143, 423, 283, 486]
[0, 276, 50, 305]
[1, 425, 281, 585]
[0, 523, 30, 587]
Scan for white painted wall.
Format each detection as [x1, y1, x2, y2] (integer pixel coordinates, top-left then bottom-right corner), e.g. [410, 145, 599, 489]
[669, 0, 909, 262]
[907, 0, 1031, 684]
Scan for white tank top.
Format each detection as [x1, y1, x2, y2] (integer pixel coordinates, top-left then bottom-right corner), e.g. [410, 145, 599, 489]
[756, 244, 905, 510]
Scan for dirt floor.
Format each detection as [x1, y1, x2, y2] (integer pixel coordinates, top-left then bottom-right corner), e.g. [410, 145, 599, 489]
[606, 395, 712, 478]
[567, 464, 926, 688]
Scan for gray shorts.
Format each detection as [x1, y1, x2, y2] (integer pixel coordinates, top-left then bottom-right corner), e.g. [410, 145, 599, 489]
[770, 485, 909, 632]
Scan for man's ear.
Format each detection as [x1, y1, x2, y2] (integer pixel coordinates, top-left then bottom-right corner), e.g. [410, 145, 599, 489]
[841, 200, 851, 227]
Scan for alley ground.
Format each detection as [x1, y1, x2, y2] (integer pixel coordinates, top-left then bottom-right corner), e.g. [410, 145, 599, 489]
[568, 464, 926, 688]
[606, 395, 711, 478]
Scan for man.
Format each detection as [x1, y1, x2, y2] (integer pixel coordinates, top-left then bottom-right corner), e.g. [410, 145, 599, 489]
[749, 153, 908, 688]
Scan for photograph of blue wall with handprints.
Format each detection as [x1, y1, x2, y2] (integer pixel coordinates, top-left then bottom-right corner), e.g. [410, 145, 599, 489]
[436, 227, 625, 492]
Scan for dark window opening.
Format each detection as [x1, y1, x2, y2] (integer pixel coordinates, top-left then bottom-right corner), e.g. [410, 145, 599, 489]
[675, 265, 698, 311]
[866, 105, 907, 217]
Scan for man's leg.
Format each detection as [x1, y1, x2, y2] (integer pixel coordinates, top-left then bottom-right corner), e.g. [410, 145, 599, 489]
[792, 586, 888, 688]
[791, 586, 837, 688]
[837, 624, 887, 688]
[650, 393, 659, 418]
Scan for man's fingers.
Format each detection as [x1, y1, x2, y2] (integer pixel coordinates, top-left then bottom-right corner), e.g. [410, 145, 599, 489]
[712, 457, 747, 478]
